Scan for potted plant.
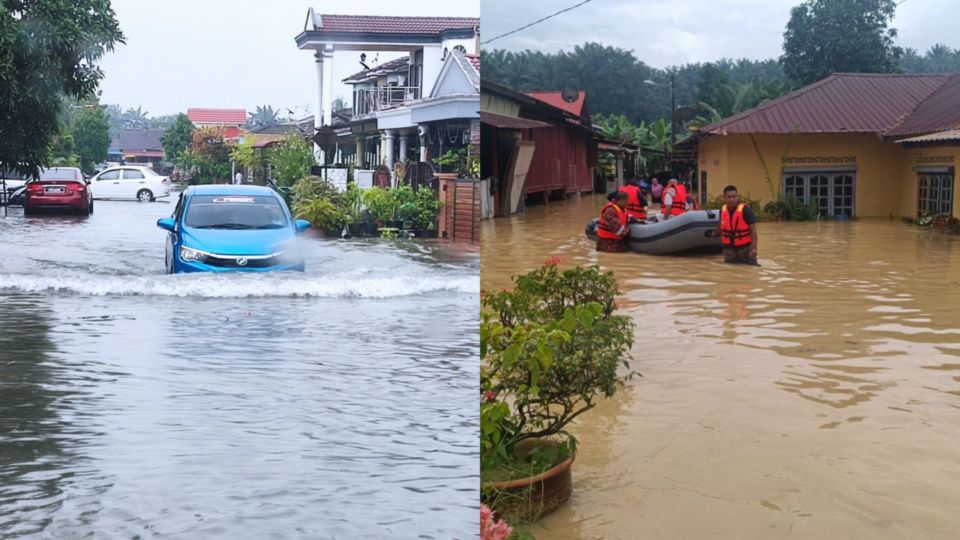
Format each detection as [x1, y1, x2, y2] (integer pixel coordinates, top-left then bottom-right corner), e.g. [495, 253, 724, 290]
[343, 182, 365, 238]
[411, 187, 443, 238]
[480, 260, 635, 523]
[363, 187, 393, 226]
[296, 197, 345, 237]
[393, 184, 417, 230]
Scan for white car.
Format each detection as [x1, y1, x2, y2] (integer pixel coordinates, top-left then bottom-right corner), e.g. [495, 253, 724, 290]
[89, 166, 172, 202]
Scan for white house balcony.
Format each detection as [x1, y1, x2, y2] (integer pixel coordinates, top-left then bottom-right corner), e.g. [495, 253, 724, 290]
[354, 86, 422, 117]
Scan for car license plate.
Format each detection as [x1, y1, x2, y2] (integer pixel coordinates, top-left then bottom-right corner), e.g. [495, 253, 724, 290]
[44, 187, 65, 194]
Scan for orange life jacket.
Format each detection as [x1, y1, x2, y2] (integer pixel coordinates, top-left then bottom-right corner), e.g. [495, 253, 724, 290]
[662, 185, 687, 216]
[597, 202, 628, 240]
[619, 185, 647, 220]
[720, 203, 753, 247]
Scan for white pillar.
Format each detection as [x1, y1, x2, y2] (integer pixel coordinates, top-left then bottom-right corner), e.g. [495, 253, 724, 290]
[322, 48, 334, 128]
[313, 51, 324, 164]
[418, 124, 428, 162]
[398, 130, 409, 163]
[383, 129, 396, 169]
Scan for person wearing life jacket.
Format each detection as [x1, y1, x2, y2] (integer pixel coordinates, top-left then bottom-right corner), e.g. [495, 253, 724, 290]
[686, 183, 701, 211]
[618, 178, 648, 221]
[660, 179, 688, 219]
[710, 184, 759, 265]
[596, 190, 633, 252]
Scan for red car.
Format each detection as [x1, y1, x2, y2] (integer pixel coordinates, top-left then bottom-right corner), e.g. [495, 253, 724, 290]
[24, 167, 94, 216]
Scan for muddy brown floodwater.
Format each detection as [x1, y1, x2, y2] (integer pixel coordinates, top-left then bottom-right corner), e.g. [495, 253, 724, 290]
[482, 194, 960, 539]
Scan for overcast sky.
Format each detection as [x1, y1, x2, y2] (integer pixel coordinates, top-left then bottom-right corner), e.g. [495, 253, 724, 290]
[98, 0, 479, 117]
[480, 0, 959, 67]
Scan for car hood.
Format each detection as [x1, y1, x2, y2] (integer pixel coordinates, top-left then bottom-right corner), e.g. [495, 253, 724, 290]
[181, 226, 296, 256]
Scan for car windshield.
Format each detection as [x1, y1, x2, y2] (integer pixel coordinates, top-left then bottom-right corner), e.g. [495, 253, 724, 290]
[184, 195, 288, 229]
[38, 169, 79, 181]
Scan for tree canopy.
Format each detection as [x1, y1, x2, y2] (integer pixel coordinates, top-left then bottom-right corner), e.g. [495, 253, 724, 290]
[0, 0, 124, 177]
[71, 105, 111, 173]
[161, 113, 195, 163]
[781, 0, 902, 86]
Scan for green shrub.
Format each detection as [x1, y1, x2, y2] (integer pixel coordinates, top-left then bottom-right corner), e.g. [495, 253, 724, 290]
[291, 176, 343, 215]
[363, 187, 394, 223]
[296, 198, 346, 231]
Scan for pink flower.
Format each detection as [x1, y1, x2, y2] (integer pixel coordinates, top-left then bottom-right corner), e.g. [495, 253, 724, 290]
[481, 504, 513, 540]
[544, 256, 562, 266]
[485, 391, 496, 402]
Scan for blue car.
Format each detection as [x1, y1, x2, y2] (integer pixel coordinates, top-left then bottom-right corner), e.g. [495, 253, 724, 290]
[157, 185, 311, 274]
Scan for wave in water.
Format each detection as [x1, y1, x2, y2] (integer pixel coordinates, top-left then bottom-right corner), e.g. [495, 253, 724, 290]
[0, 273, 478, 298]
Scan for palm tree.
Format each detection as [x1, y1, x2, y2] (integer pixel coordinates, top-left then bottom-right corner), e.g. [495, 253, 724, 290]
[248, 105, 280, 128]
[121, 106, 150, 128]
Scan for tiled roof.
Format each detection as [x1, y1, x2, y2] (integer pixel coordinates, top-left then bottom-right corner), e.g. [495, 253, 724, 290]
[465, 54, 479, 74]
[187, 108, 247, 125]
[117, 128, 165, 151]
[885, 73, 960, 137]
[314, 15, 479, 34]
[344, 56, 409, 82]
[526, 91, 587, 117]
[701, 73, 949, 135]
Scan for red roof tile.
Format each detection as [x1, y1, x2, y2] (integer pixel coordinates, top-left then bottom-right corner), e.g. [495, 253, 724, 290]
[187, 108, 247, 125]
[702, 73, 948, 135]
[316, 15, 479, 34]
[526, 91, 586, 117]
[886, 73, 960, 137]
[465, 54, 480, 74]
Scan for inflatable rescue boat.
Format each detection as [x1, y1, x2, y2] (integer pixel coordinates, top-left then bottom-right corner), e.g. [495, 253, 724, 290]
[585, 210, 722, 255]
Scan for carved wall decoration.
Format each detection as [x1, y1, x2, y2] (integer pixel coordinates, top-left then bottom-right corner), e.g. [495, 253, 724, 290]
[781, 156, 857, 165]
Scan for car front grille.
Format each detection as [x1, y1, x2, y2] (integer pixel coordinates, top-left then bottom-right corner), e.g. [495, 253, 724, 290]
[203, 254, 280, 268]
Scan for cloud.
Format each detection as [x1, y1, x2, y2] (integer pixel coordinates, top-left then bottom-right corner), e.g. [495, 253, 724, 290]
[481, 0, 959, 67]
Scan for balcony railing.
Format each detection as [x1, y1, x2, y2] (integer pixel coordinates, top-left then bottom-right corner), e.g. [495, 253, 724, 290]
[354, 86, 421, 117]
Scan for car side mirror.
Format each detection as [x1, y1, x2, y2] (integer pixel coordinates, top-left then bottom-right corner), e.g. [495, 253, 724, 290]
[295, 219, 311, 234]
[157, 218, 176, 232]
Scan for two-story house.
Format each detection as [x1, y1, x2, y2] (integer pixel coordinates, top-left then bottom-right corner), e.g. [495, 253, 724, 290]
[295, 10, 479, 179]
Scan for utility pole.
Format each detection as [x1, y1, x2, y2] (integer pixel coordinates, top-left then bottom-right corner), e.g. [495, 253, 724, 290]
[669, 68, 676, 151]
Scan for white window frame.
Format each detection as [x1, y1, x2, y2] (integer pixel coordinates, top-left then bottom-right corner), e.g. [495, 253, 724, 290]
[782, 170, 857, 217]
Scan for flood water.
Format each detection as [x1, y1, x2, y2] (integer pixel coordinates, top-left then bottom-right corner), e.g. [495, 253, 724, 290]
[482, 194, 960, 539]
[0, 197, 479, 538]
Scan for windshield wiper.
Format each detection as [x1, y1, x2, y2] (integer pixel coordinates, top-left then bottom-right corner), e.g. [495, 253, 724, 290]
[254, 224, 286, 229]
[195, 223, 255, 229]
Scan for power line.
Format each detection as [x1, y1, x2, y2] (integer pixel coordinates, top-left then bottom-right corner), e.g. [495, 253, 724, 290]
[481, 0, 595, 46]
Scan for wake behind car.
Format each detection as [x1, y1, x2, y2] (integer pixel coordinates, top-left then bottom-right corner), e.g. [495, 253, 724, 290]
[157, 185, 310, 273]
[90, 165, 171, 201]
[24, 167, 93, 215]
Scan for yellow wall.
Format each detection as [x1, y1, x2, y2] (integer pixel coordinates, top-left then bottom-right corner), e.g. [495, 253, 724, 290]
[696, 133, 953, 218]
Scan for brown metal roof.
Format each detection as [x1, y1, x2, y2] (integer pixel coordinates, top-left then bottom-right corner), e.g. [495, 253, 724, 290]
[885, 73, 960, 137]
[343, 56, 409, 82]
[316, 15, 479, 34]
[702, 73, 949, 135]
[480, 112, 551, 130]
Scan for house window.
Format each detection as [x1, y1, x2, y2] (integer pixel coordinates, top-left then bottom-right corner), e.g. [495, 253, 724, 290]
[453, 45, 467, 54]
[409, 51, 423, 99]
[918, 173, 954, 215]
[782, 172, 857, 217]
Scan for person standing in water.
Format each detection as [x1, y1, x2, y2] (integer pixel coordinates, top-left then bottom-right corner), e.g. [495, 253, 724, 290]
[710, 184, 759, 265]
[596, 191, 632, 252]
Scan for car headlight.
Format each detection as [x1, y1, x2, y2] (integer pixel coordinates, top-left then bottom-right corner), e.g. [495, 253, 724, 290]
[180, 246, 209, 262]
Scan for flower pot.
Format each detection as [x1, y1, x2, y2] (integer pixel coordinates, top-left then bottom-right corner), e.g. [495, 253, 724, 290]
[416, 229, 439, 239]
[364, 223, 379, 237]
[482, 454, 575, 522]
[323, 227, 343, 238]
[346, 223, 364, 238]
